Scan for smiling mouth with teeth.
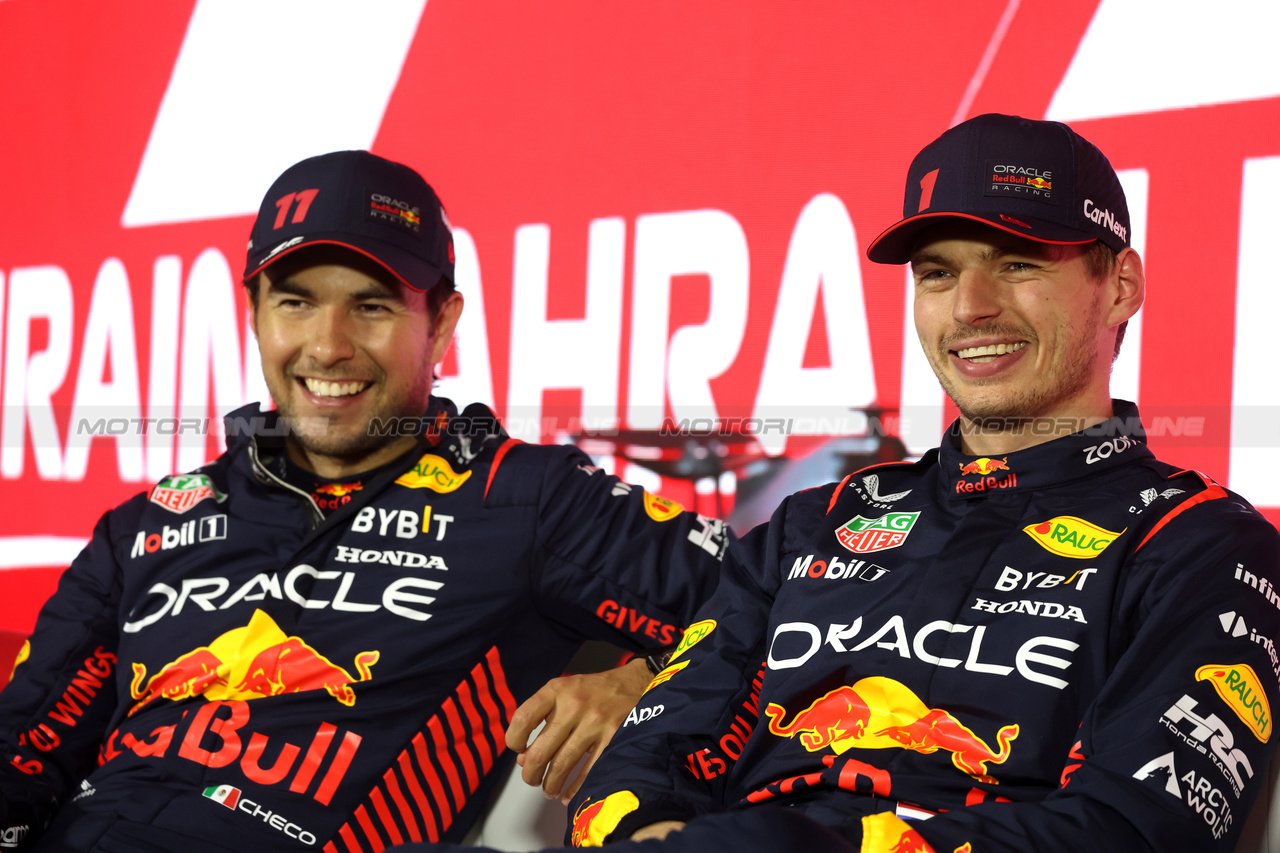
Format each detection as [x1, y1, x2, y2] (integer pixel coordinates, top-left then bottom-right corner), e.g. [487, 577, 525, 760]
[954, 341, 1027, 363]
[303, 377, 371, 398]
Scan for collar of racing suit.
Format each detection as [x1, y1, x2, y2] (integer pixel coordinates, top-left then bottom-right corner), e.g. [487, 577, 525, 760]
[219, 396, 460, 460]
[216, 395, 469, 543]
[939, 399, 1155, 499]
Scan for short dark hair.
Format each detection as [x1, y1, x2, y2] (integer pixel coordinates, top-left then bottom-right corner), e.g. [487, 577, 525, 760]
[1080, 241, 1128, 362]
[1083, 240, 1117, 282]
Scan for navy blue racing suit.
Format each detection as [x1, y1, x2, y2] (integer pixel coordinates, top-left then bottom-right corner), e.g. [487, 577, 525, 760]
[569, 402, 1280, 852]
[0, 398, 728, 851]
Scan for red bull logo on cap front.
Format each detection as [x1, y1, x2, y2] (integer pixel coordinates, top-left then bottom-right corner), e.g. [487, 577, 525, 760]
[765, 676, 1018, 783]
[129, 609, 379, 715]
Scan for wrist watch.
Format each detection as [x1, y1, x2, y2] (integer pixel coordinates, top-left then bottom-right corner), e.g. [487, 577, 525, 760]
[639, 643, 679, 675]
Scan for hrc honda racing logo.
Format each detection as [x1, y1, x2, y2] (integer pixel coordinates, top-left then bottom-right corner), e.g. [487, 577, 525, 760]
[1160, 694, 1254, 797]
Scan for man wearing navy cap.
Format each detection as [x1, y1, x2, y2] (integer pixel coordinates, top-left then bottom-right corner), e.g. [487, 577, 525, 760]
[562, 115, 1280, 852]
[0, 151, 729, 851]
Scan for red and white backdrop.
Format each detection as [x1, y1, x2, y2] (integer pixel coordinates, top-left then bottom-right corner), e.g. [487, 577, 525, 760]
[2, 0, 1278, 634]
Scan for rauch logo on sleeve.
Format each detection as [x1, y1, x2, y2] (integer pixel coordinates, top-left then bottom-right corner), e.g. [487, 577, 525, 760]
[1196, 664, 1271, 742]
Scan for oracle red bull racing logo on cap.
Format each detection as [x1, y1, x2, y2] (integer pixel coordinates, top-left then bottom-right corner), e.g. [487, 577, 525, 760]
[149, 473, 227, 514]
[571, 790, 640, 847]
[835, 512, 919, 554]
[765, 676, 1018, 783]
[128, 609, 379, 715]
[985, 162, 1054, 202]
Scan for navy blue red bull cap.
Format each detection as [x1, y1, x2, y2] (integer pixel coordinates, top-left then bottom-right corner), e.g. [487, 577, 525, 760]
[244, 150, 455, 291]
[866, 113, 1131, 264]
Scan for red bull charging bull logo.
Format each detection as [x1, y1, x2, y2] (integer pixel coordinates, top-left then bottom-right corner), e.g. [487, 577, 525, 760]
[958, 457, 1009, 477]
[860, 812, 932, 853]
[129, 609, 379, 715]
[571, 790, 639, 847]
[312, 481, 363, 511]
[314, 482, 362, 498]
[859, 812, 973, 853]
[764, 676, 1018, 783]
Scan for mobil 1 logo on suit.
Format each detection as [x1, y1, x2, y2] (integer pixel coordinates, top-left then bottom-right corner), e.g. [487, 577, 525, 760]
[131, 515, 227, 558]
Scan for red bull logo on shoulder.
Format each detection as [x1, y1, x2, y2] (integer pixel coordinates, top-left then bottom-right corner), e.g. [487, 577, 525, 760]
[765, 676, 1018, 784]
[129, 609, 379, 715]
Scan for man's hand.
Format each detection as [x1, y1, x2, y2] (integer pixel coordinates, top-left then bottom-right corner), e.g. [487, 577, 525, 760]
[631, 821, 686, 841]
[505, 657, 652, 803]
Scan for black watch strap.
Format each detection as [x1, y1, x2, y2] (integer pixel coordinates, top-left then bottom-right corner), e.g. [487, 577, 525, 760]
[640, 643, 680, 675]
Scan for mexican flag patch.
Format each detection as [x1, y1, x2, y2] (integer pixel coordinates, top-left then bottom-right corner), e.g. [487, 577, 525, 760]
[202, 784, 240, 809]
